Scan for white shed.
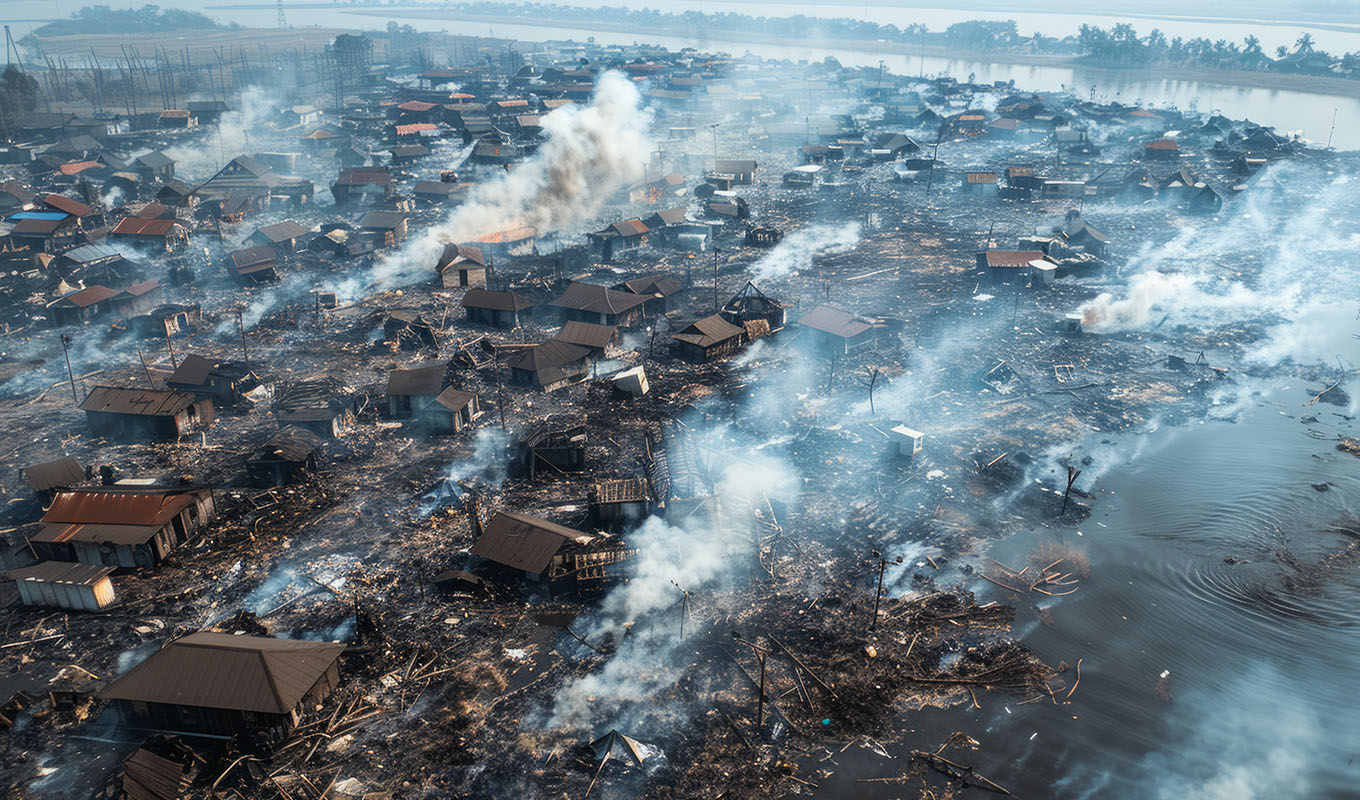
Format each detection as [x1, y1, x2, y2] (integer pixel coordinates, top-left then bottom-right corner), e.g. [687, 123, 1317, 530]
[6, 562, 116, 611]
[889, 424, 925, 461]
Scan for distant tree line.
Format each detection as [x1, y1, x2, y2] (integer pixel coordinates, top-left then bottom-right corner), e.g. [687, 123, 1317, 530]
[1077, 25, 1359, 77]
[25, 4, 232, 40]
[432, 2, 1360, 80]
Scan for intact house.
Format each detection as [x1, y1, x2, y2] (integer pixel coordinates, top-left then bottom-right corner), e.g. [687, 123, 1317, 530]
[246, 426, 323, 487]
[671, 314, 745, 362]
[246, 220, 311, 253]
[48, 285, 121, 326]
[470, 511, 600, 584]
[615, 274, 684, 314]
[587, 219, 649, 262]
[109, 216, 188, 253]
[462, 288, 533, 329]
[552, 321, 619, 358]
[133, 151, 175, 182]
[796, 305, 877, 353]
[101, 632, 344, 743]
[385, 363, 447, 418]
[548, 282, 649, 328]
[166, 354, 269, 408]
[80, 386, 214, 442]
[331, 167, 395, 207]
[226, 245, 279, 285]
[27, 487, 216, 569]
[712, 159, 757, 184]
[507, 340, 592, 392]
[436, 244, 489, 288]
[4, 562, 116, 612]
[977, 249, 1049, 284]
[417, 387, 480, 435]
[357, 211, 409, 248]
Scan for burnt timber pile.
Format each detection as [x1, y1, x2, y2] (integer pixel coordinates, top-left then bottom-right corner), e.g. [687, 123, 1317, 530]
[0, 23, 1352, 800]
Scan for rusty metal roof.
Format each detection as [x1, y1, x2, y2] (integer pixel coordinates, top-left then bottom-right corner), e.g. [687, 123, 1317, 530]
[52, 285, 119, 309]
[470, 511, 596, 574]
[112, 217, 180, 237]
[101, 632, 345, 715]
[42, 193, 94, 217]
[42, 488, 208, 527]
[980, 249, 1046, 268]
[80, 386, 199, 417]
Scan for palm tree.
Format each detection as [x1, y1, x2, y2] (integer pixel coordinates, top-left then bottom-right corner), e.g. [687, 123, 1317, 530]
[1296, 32, 1315, 52]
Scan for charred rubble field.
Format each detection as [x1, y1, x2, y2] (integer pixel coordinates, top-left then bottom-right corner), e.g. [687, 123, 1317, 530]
[0, 31, 1354, 800]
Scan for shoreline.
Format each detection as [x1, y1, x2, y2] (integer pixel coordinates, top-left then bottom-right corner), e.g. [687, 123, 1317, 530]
[338, 7, 1360, 100]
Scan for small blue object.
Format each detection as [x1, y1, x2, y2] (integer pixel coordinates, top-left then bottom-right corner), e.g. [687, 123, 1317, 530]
[821, 718, 831, 726]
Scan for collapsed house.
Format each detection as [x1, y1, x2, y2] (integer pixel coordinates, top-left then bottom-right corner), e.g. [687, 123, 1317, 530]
[721, 281, 786, 335]
[101, 633, 345, 743]
[28, 487, 216, 569]
[166, 354, 269, 408]
[272, 379, 356, 438]
[506, 340, 592, 392]
[470, 511, 626, 593]
[246, 425, 324, 487]
[23, 457, 86, 502]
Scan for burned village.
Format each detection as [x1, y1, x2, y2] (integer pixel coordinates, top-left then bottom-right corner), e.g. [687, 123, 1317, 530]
[0, 18, 1357, 800]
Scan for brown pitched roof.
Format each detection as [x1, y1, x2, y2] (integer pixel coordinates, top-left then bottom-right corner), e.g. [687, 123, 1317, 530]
[673, 314, 743, 348]
[797, 305, 872, 339]
[42, 193, 94, 217]
[101, 632, 345, 715]
[112, 217, 179, 237]
[386, 363, 446, 397]
[552, 321, 618, 351]
[470, 511, 596, 573]
[41, 488, 206, 527]
[253, 220, 310, 243]
[52, 285, 119, 308]
[23, 457, 85, 492]
[548, 282, 649, 316]
[461, 288, 532, 312]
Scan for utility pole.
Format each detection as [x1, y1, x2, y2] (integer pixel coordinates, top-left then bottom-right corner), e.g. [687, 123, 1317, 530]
[135, 345, 155, 389]
[708, 122, 719, 165]
[59, 334, 77, 403]
[164, 326, 178, 369]
[869, 550, 901, 630]
[925, 140, 941, 197]
[1061, 466, 1082, 514]
[671, 581, 690, 639]
[494, 356, 507, 432]
[712, 246, 720, 312]
[236, 309, 250, 366]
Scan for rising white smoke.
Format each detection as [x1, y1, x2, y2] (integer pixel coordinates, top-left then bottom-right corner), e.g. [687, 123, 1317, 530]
[163, 85, 281, 181]
[546, 427, 799, 732]
[1076, 165, 1360, 368]
[352, 70, 653, 298]
[750, 222, 861, 283]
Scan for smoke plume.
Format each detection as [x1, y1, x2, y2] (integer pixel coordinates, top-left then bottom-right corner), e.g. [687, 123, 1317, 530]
[750, 222, 861, 282]
[353, 70, 652, 298]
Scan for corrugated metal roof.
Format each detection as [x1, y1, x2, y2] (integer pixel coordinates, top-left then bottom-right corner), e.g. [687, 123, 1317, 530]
[429, 386, 476, 412]
[122, 747, 188, 800]
[4, 561, 114, 585]
[251, 425, 323, 463]
[470, 511, 596, 574]
[101, 632, 345, 715]
[507, 340, 591, 374]
[31, 521, 164, 546]
[981, 249, 1046, 268]
[52, 285, 119, 308]
[42, 488, 207, 527]
[43, 193, 93, 216]
[253, 220, 310, 243]
[228, 245, 277, 275]
[797, 305, 872, 339]
[112, 217, 179, 237]
[553, 321, 618, 351]
[80, 386, 198, 417]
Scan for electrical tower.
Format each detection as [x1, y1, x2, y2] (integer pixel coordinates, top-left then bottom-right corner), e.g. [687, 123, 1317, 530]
[277, 0, 287, 29]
